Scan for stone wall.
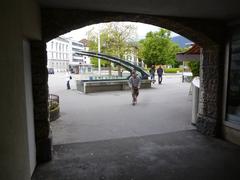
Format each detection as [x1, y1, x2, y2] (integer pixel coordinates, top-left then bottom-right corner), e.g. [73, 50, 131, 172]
[31, 41, 52, 163]
[197, 45, 225, 136]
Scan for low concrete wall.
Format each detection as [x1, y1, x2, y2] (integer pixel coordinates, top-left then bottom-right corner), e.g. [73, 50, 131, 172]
[223, 124, 240, 145]
[76, 79, 151, 93]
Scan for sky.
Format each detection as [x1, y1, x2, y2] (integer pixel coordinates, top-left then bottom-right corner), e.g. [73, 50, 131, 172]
[62, 22, 179, 41]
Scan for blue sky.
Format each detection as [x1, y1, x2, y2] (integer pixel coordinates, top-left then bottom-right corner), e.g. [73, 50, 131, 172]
[63, 22, 179, 41]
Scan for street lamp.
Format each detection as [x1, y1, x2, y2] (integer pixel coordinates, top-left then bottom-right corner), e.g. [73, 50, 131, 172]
[98, 30, 101, 76]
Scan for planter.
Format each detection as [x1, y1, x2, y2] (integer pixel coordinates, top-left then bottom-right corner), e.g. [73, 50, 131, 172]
[49, 106, 60, 122]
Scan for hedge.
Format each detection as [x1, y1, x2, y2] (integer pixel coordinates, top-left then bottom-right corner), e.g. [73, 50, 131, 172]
[164, 68, 183, 73]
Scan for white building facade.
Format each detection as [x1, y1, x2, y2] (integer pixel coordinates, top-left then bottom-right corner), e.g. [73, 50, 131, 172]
[46, 37, 92, 73]
[46, 37, 70, 72]
[69, 40, 92, 74]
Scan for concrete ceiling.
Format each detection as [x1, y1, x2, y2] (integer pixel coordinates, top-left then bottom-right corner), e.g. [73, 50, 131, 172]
[38, 0, 240, 19]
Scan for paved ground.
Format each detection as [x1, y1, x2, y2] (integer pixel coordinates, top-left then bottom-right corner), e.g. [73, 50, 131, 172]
[32, 130, 240, 180]
[48, 72, 194, 144]
[33, 73, 240, 180]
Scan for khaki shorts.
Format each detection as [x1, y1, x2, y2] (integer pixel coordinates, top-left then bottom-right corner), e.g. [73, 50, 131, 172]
[132, 87, 139, 96]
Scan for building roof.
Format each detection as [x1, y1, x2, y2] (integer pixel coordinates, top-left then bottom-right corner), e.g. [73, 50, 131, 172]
[176, 44, 201, 62]
[79, 39, 89, 47]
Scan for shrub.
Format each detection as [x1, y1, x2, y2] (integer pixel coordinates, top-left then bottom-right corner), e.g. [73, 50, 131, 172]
[49, 101, 59, 112]
[188, 61, 200, 77]
[49, 101, 60, 122]
[164, 68, 183, 73]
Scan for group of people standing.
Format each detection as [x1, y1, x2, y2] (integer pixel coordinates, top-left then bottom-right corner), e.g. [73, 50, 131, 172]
[149, 65, 163, 84]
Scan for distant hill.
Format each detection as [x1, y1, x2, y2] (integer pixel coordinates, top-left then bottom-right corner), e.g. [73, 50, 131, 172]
[171, 36, 192, 48]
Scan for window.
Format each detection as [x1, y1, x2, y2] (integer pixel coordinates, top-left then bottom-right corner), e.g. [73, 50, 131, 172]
[72, 42, 83, 47]
[226, 27, 240, 124]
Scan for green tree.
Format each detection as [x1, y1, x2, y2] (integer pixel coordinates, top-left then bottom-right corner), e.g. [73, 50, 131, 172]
[138, 29, 181, 67]
[188, 61, 200, 77]
[87, 23, 137, 70]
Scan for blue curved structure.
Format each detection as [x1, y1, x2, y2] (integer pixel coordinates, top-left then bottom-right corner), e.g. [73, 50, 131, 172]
[76, 51, 149, 79]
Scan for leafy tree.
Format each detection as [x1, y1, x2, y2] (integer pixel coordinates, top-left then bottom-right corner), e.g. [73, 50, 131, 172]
[138, 29, 181, 67]
[87, 23, 137, 69]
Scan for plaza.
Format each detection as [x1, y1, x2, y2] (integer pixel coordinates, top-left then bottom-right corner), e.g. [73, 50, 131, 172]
[49, 72, 194, 144]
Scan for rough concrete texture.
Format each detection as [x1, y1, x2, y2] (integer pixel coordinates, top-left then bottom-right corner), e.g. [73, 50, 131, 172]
[32, 130, 240, 180]
[48, 73, 194, 144]
[31, 41, 52, 162]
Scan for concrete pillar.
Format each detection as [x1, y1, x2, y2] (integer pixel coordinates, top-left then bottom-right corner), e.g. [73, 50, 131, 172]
[31, 41, 52, 163]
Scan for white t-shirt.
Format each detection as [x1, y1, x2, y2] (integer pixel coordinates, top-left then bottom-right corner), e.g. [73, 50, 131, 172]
[66, 72, 71, 81]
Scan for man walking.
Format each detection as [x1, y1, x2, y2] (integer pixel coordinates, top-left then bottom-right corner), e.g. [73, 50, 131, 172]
[128, 70, 141, 105]
[66, 69, 72, 89]
[149, 65, 155, 84]
[157, 65, 163, 84]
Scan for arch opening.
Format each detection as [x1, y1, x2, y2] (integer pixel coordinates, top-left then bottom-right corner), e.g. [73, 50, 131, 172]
[46, 21, 196, 147]
[32, 10, 224, 167]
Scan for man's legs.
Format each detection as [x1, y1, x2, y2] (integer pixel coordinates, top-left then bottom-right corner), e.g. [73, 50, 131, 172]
[158, 75, 162, 84]
[131, 92, 135, 105]
[135, 89, 139, 104]
[151, 74, 155, 84]
[67, 80, 70, 89]
[132, 88, 139, 105]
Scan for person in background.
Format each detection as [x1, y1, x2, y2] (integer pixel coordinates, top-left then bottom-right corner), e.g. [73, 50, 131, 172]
[157, 65, 163, 84]
[66, 69, 72, 89]
[149, 65, 156, 83]
[128, 69, 141, 105]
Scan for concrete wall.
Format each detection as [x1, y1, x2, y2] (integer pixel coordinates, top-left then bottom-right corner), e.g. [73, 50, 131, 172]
[0, 0, 41, 179]
[223, 125, 240, 145]
[23, 40, 36, 175]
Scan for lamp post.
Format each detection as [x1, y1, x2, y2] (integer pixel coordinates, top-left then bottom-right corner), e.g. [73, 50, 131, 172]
[98, 30, 101, 76]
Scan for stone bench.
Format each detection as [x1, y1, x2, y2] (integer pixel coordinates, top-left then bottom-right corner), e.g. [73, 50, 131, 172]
[76, 79, 151, 93]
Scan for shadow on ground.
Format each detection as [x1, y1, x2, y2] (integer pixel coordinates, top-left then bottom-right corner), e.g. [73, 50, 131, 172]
[32, 130, 240, 180]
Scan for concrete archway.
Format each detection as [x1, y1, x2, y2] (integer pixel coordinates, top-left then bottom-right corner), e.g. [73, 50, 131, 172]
[31, 9, 226, 163]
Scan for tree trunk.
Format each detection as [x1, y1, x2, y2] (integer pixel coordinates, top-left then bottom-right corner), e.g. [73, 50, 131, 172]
[117, 65, 122, 76]
[108, 64, 112, 76]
